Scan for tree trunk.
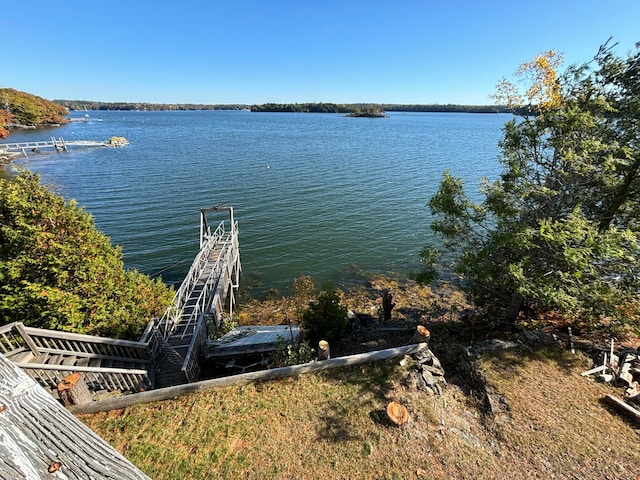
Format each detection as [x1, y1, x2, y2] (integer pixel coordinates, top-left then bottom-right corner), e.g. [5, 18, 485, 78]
[69, 342, 430, 415]
[57, 372, 92, 406]
[506, 293, 522, 323]
[382, 290, 395, 322]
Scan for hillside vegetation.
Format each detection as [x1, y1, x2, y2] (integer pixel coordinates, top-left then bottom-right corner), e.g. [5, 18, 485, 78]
[0, 88, 69, 138]
[0, 171, 173, 338]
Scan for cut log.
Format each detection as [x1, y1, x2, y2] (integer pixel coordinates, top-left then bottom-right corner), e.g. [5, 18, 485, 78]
[57, 372, 92, 407]
[409, 325, 430, 344]
[318, 340, 330, 360]
[603, 394, 640, 425]
[386, 401, 409, 426]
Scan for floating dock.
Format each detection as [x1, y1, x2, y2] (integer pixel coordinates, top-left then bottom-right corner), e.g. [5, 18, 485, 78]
[0, 136, 129, 157]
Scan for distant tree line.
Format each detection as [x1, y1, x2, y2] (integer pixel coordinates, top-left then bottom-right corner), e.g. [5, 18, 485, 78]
[54, 100, 251, 111]
[250, 103, 517, 114]
[52, 100, 520, 115]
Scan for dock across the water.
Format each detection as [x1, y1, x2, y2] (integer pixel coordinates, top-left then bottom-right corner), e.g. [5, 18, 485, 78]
[0, 136, 129, 157]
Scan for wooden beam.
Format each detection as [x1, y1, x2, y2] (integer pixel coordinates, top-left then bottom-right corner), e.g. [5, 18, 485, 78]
[69, 342, 430, 415]
[603, 394, 640, 425]
[0, 354, 150, 479]
[15, 362, 149, 375]
[22, 326, 149, 348]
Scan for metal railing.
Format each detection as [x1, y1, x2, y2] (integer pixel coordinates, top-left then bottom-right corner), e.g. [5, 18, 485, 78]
[148, 219, 227, 341]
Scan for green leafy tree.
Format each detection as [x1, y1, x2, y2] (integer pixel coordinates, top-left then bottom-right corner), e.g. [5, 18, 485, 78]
[301, 283, 348, 347]
[0, 171, 174, 338]
[425, 42, 640, 331]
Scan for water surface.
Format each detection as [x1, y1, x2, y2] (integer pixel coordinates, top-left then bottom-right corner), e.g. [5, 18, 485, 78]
[7, 110, 508, 296]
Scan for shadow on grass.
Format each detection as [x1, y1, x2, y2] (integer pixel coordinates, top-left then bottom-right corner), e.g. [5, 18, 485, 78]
[316, 400, 364, 442]
[314, 361, 401, 442]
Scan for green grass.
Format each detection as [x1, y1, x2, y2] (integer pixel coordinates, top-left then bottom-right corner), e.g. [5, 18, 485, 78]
[81, 350, 640, 479]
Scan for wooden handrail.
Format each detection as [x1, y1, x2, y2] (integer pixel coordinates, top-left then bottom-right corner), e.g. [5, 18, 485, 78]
[15, 362, 149, 375]
[22, 326, 149, 348]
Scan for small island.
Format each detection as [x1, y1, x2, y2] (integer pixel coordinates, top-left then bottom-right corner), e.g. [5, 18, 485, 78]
[347, 105, 387, 118]
[346, 109, 387, 118]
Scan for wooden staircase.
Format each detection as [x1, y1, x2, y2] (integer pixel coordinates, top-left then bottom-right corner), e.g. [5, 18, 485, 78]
[0, 322, 153, 394]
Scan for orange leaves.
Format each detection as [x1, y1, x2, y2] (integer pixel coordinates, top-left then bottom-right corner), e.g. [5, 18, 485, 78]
[494, 50, 564, 112]
[518, 50, 564, 111]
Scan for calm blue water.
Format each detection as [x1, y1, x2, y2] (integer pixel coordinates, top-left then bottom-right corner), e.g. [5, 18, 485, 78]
[5, 111, 509, 297]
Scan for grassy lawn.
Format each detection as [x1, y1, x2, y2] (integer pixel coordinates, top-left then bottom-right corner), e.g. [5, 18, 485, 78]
[80, 347, 640, 479]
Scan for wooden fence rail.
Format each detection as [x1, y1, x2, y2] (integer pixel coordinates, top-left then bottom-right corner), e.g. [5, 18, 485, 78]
[69, 342, 430, 415]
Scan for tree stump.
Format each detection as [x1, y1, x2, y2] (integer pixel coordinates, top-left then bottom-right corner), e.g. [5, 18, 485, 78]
[386, 401, 409, 426]
[382, 290, 395, 322]
[409, 325, 430, 344]
[57, 373, 92, 407]
[318, 340, 330, 360]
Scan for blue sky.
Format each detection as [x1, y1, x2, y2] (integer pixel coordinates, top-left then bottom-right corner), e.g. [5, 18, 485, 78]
[2, 1, 639, 105]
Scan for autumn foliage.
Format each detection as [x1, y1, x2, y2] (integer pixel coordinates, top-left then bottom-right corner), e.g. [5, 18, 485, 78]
[0, 88, 68, 138]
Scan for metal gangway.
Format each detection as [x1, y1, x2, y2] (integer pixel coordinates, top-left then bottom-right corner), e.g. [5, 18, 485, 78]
[1, 205, 241, 394]
[140, 205, 241, 386]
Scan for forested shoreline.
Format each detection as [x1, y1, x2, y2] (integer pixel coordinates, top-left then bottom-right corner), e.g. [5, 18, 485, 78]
[1, 91, 518, 140]
[53, 99, 515, 114]
[0, 88, 69, 139]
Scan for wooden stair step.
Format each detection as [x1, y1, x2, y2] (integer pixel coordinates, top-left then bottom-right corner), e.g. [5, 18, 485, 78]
[46, 354, 63, 365]
[62, 355, 78, 366]
[11, 351, 35, 363]
[88, 358, 102, 368]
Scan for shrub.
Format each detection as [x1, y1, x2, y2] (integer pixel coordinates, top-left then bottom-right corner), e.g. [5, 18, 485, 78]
[301, 284, 348, 347]
[0, 171, 174, 339]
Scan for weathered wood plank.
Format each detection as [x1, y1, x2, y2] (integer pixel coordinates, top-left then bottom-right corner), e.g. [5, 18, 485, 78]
[0, 354, 150, 479]
[69, 342, 430, 415]
[16, 362, 149, 376]
[29, 347, 152, 364]
[22, 326, 149, 348]
[603, 394, 640, 425]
